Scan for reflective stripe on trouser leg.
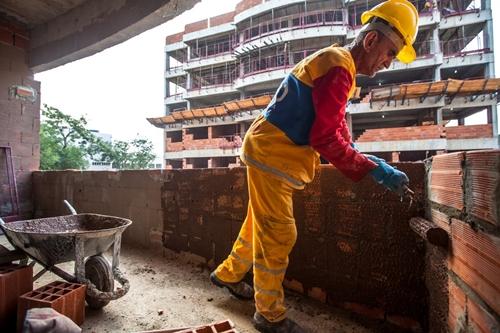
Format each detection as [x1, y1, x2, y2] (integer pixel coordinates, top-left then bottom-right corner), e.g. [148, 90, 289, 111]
[248, 166, 297, 323]
[214, 177, 254, 283]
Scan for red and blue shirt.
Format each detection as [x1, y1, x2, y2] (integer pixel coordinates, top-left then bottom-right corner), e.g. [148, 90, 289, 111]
[241, 45, 377, 188]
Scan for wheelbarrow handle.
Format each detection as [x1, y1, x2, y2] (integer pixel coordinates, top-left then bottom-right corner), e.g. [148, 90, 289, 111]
[63, 200, 77, 215]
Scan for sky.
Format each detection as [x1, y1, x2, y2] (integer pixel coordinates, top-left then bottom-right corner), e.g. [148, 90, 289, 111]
[35, 0, 500, 163]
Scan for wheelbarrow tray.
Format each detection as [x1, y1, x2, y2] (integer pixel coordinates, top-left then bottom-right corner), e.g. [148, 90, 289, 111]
[1, 214, 132, 268]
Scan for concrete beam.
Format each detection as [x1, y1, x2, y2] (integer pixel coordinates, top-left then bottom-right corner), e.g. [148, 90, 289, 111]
[441, 52, 494, 69]
[30, 0, 199, 72]
[234, 25, 347, 55]
[183, 53, 237, 71]
[183, 23, 234, 42]
[356, 137, 499, 152]
[349, 94, 497, 114]
[439, 9, 491, 30]
[163, 110, 261, 131]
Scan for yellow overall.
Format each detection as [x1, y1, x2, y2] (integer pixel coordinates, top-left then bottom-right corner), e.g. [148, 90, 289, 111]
[215, 46, 362, 323]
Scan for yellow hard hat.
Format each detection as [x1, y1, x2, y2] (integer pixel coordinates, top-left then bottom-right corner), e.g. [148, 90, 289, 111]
[361, 0, 419, 63]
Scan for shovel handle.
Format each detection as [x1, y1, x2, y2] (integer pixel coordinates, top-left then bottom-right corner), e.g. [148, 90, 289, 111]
[63, 200, 77, 215]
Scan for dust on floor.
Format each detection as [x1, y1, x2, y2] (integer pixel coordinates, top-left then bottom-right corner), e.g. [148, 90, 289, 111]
[1, 234, 399, 333]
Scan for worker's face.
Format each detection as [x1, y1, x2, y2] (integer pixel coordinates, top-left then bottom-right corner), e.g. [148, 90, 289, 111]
[359, 31, 401, 78]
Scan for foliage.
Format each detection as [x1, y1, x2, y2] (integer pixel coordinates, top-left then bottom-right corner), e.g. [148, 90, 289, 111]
[40, 105, 155, 170]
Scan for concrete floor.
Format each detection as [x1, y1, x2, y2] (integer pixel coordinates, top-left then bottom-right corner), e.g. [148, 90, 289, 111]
[1, 234, 403, 333]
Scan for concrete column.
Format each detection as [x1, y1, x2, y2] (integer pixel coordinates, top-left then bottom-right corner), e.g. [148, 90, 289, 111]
[433, 27, 441, 80]
[165, 52, 170, 71]
[165, 79, 170, 98]
[391, 152, 400, 162]
[488, 105, 498, 137]
[435, 108, 443, 125]
[345, 112, 353, 136]
[186, 72, 192, 91]
[484, 0, 495, 77]
[208, 126, 213, 139]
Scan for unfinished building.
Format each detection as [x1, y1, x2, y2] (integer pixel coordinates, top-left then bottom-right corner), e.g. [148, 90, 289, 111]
[149, 0, 498, 168]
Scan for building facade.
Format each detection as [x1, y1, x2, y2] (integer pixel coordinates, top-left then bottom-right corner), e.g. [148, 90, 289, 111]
[149, 0, 498, 169]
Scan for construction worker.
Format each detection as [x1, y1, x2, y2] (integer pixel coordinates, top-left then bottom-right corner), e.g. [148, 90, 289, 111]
[210, 1, 419, 332]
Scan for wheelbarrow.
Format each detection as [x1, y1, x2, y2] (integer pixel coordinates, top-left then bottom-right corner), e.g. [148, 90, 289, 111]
[0, 200, 132, 309]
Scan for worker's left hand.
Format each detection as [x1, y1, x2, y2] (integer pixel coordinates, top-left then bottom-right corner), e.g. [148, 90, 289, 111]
[368, 159, 409, 196]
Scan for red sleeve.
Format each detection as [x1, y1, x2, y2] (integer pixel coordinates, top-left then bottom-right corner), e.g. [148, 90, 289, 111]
[310, 66, 377, 182]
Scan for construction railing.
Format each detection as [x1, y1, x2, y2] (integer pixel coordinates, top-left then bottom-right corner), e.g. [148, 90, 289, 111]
[414, 39, 435, 58]
[240, 49, 317, 77]
[165, 92, 184, 101]
[189, 70, 238, 90]
[441, 36, 488, 57]
[439, 0, 480, 17]
[189, 36, 238, 60]
[239, 9, 345, 44]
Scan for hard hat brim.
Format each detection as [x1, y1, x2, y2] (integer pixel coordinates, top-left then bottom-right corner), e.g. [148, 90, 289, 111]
[396, 44, 416, 63]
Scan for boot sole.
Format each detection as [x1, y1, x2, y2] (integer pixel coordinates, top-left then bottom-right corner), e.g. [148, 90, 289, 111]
[210, 272, 253, 300]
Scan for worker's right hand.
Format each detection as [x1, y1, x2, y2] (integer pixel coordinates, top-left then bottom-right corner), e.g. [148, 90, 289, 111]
[368, 158, 409, 195]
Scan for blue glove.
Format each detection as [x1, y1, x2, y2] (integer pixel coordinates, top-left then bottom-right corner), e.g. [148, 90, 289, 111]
[368, 159, 409, 195]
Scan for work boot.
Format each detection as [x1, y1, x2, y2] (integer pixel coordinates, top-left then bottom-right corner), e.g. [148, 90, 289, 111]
[253, 312, 307, 333]
[209, 271, 254, 300]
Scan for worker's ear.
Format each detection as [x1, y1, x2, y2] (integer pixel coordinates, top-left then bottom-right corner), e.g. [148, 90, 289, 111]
[363, 30, 379, 52]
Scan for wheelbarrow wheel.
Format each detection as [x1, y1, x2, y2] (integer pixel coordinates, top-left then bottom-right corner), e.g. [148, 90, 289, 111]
[85, 255, 114, 309]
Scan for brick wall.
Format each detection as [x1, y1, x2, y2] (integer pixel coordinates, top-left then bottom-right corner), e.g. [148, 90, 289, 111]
[445, 124, 493, 139]
[356, 125, 444, 142]
[356, 124, 493, 142]
[32, 170, 164, 248]
[165, 32, 183, 44]
[162, 164, 428, 329]
[235, 0, 263, 14]
[209, 12, 236, 27]
[0, 24, 40, 218]
[166, 134, 242, 152]
[426, 150, 500, 332]
[185, 19, 208, 34]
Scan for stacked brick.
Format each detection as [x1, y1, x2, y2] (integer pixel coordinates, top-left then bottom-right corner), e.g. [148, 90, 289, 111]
[356, 124, 492, 142]
[162, 164, 428, 330]
[446, 124, 493, 139]
[427, 150, 500, 332]
[356, 125, 444, 142]
[17, 281, 86, 330]
[166, 133, 241, 152]
[0, 264, 33, 331]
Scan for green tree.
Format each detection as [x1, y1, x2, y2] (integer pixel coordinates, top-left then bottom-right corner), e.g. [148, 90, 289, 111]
[40, 105, 156, 170]
[40, 105, 92, 170]
[108, 138, 156, 169]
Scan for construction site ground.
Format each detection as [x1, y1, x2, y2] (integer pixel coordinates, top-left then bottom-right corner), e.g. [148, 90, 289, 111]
[1, 235, 409, 333]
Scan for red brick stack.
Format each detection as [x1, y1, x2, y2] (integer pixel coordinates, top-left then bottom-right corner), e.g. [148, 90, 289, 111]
[446, 124, 493, 139]
[0, 264, 33, 331]
[356, 124, 492, 142]
[427, 150, 499, 332]
[17, 281, 86, 331]
[356, 125, 444, 142]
